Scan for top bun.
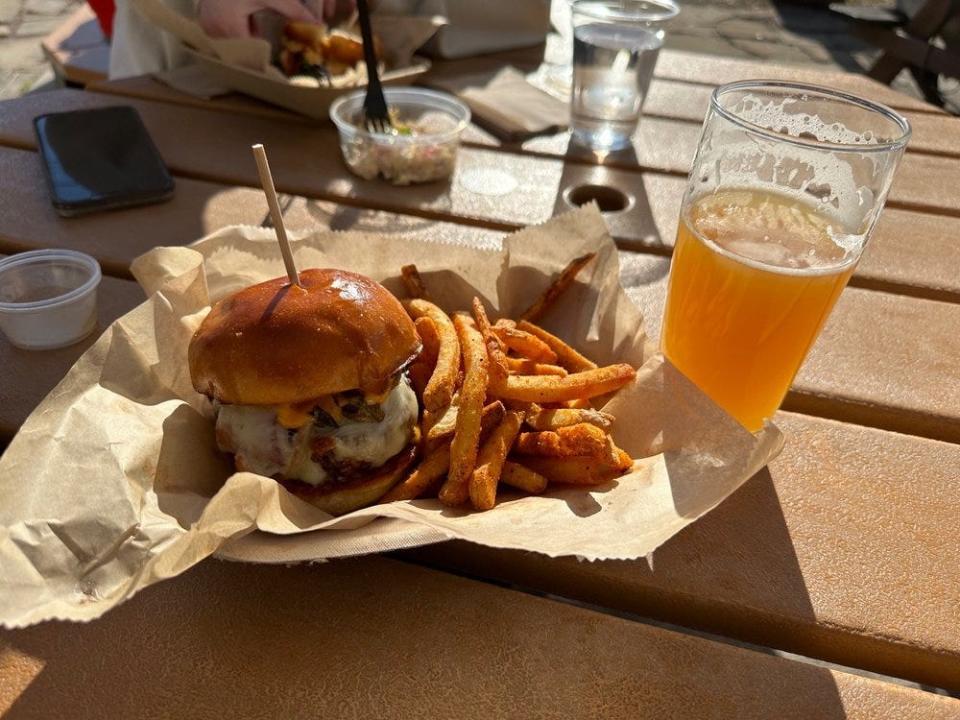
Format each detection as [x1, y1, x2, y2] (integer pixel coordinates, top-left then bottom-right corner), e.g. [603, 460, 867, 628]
[189, 269, 420, 405]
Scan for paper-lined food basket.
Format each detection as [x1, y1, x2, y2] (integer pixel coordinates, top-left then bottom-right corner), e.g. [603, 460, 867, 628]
[131, 0, 440, 118]
[0, 206, 782, 627]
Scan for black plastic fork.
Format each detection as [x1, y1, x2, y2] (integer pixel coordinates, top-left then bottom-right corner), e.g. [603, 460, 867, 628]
[357, 0, 392, 134]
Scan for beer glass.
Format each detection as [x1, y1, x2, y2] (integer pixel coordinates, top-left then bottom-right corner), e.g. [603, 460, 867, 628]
[662, 81, 910, 431]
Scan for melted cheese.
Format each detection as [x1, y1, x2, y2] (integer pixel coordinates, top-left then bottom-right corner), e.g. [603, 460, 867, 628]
[215, 378, 418, 486]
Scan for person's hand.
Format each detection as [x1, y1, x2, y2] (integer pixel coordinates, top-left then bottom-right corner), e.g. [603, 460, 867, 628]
[197, 0, 321, 38]
[304, 0, 357, 22]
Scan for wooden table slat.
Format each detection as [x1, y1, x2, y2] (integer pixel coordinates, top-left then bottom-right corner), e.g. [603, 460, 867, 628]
[3, 557, 959, 719]
[654, 48, 946, 115]
[3, 274, 959, 694]
[0, 89, 664, 249]
[90, 74, 960, 162]
[1, 145, 957, 442]
[403, 409, 960, 692]
[0, 146, 504, 280]
[623, 253, 960, 443]
[8, 88, 960, 304]
[640, 79, 960, 159]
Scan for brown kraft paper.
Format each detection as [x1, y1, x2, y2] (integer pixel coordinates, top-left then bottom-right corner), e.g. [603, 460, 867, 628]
[0, 206, 782, 627]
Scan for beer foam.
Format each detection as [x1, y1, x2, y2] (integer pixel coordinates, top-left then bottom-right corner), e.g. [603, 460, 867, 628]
[687, 189, 861, 276]
[732, 94, 875, 145]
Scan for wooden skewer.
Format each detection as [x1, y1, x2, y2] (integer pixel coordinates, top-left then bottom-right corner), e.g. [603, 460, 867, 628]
[251, 143, 300, 287]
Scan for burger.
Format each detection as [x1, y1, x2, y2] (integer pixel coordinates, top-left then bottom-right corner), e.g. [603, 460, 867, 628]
[188, 269, 421, 516]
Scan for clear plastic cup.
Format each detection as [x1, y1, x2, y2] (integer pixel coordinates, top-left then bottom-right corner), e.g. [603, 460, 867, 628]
[0, 249, 102, 350]
[570, 0, 679, 151]
[330, 87, 470, 185]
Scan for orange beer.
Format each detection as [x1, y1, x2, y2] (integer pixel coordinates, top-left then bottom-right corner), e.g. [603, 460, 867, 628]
[663, 81, 909, 432]
[663, 189, 857, 431]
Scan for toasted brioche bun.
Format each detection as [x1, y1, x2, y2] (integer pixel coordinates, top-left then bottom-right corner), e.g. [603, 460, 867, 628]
[279, 443, 417, 516]
[189, 269, 420, 405]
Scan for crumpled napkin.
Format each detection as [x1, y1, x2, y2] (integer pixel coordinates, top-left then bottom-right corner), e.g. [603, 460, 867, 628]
[430, 66, 568, 141]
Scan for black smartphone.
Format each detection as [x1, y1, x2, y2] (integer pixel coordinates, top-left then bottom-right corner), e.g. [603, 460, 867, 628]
[34, 106, 175, 217]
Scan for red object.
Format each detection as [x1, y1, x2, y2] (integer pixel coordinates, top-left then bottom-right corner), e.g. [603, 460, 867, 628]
[86, 0, 115, 38]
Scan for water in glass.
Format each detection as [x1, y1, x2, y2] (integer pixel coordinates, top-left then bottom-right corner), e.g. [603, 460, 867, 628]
[571, 22, 662, 150]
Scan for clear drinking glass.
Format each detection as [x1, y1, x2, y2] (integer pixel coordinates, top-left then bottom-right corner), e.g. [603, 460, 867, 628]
[661, 81, 910, 432]
[570, 0, 679, 151]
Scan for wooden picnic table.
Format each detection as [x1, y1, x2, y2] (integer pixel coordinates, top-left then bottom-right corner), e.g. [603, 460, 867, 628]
[1, 42, 959, 719]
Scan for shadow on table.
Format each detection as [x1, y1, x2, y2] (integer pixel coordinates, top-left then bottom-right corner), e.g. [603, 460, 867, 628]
[771, 0, 873, 73]
[24, 181, 260, 280]
[399, 463, 848, 717]
[550, 139, 667, 253]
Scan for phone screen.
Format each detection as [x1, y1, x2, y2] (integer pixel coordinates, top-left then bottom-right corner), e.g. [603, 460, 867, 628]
[34, 106, 175, 216]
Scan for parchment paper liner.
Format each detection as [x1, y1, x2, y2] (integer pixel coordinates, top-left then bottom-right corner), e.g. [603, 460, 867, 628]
[0, 206, 782, 627]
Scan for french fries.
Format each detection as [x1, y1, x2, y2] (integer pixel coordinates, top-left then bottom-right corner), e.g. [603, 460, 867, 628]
[516, 321, 597, 372]
[408, 362, 432, 400]
[382, 445, 450, 502]
[401, 264, 430, 299]
[469, 410, 524, 510]
[471, 298, 509, 384]
[520, 252, 597, 322]
[415, 316, 440, 363]
[500, 462, 548, 494]
[382, 259, 637, 512]
[493, 326, 558, 363]
[514, 455, 630, 486]
[384, 403, 505, 502]
[489, 363, 636, 403]
[404, 299, 460, 412]
[439, 315, 489, 507]
[426, 400, 504, 449]
[515, 423, 618, 467]
[525, 404, 613, 431]
[505, 357, 567, 377]
[408, 316, 441, 400]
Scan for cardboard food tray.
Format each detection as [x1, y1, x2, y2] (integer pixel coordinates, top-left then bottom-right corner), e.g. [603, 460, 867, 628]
[184, 48, 432, 120]
[132, 0, 439, 120]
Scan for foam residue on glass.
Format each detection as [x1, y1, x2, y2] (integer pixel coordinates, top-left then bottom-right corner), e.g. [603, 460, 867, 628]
[689, 91, 908, 260]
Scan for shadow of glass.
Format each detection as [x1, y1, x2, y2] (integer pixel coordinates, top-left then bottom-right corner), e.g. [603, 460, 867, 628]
[551, 141, 666, 253]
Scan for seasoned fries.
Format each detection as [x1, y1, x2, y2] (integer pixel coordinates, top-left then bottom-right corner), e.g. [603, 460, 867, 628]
[384, 257, 636, 512]
[494, 326, 558, 363]
[405, 299, 460, 412]
[516, 423, 615, 460]
[469, 410, 524, 510]
[426, 400, 504, 448]
[505, 357, 567, 377]
[520, 253, 597, 322]
[514, 455, 629, 486]
[516, 321, 597, 372]
[439, 315, 489, 507]
[500, 462, 548, 494]
[382, 445, 450, 502]
[471, 298, 509, 384]
[385, 403, 505, 502]
[407, 317, 438, 402]
[489, 363, 636, 403]
[415, 316, 441, 363]
[525, 404, 613, 431]
[401, 264, 430, 299]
